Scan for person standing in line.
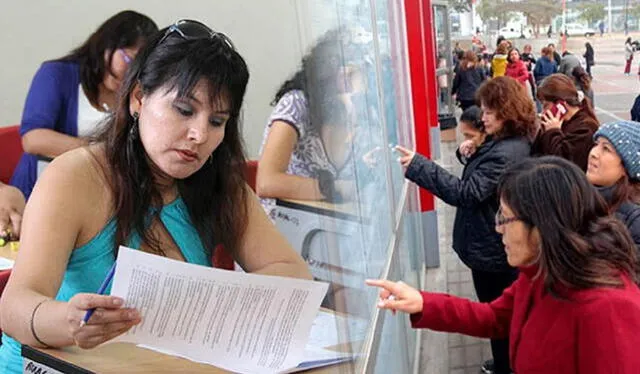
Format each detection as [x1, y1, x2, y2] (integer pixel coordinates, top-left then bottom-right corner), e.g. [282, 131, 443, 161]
[548, 43, 562, 66]
[533, 47, 558, 85]
[584, 42, 595, 77]
[533, 74, 600, 171]
[520, 44, 537, 98]
[558, 51, 581, 78]
[587, 121, 640, 251]
[452, 50, 487, 111]
[491, 42, 509, 78]
[572, 66, 595, 107]
[625, 37, 634, 76]
[505, 48, 530, 88]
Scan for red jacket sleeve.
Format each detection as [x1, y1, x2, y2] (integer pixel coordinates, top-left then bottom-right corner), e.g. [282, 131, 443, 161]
[409, 277, 519, 339]
[577, 295, 640, 373]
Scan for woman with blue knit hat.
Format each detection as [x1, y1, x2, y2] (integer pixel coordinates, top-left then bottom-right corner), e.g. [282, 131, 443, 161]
[587, 120, 640, 250]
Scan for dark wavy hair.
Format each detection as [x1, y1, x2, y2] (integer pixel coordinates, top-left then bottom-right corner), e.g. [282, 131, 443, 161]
[55, 10, 158, 108]
[475, 76, 537, 140]
[271, 29, 353, 130]
[537, 73, 597, 120]
[94, 23, 250, 258]
[498, 156, 638, 290]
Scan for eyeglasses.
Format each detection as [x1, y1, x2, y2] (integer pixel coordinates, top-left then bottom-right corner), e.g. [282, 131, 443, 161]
[495, 207, 522, 227]
[158, 19, 235, 50]
[119, 49, 134, 65]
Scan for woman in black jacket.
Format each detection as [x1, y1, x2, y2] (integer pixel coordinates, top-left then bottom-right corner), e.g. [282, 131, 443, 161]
[395, 76, 537, 374]
[452, 50, 487, 111]
[584, 42, 595, 77]
[587, 120, 640, 251]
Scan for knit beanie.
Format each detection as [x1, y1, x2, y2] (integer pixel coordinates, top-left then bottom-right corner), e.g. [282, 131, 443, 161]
[594, 120, 640, 180]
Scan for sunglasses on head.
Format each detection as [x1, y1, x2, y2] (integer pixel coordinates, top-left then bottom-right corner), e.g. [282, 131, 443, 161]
[158, 19, 235, 50]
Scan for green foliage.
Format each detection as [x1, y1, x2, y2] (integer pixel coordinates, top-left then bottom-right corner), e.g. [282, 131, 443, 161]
[577, 3, 606, 25]
[448, 0, 472, 13]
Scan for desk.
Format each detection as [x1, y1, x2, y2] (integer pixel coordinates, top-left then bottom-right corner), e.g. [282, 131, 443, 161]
[0, 243, 18, 261]
[274, 199, 383, 319]
[22, 341, 356, 373]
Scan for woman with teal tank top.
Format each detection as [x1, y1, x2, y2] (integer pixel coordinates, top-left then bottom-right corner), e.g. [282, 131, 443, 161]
[0, 19, 311, 373]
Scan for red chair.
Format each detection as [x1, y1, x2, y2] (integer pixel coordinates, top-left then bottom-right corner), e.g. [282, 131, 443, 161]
[211, 160, 259, 270]
[0, 269, 10, 340]
[244, 160, 258, 192]
[0, 125, 23, 184]
[0, 125, 20, 340]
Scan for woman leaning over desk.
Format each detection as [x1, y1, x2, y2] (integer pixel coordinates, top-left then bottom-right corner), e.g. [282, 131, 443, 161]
[10, 10, 158, 200]
[368, 156, 640, 373]
[256, 30, 363, 220]
[0, 19, 310, 373]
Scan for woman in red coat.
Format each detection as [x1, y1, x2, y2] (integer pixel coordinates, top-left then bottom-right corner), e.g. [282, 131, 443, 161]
[368, 156, 640, 374]
[505, 48, 530, 87]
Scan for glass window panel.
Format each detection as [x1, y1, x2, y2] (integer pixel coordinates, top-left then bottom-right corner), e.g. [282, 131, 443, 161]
[271, 1, 426, 372]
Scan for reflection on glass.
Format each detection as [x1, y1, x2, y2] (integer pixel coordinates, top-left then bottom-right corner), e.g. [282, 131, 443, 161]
[433, 4, 453, 115]
[264, 0, 426, 371]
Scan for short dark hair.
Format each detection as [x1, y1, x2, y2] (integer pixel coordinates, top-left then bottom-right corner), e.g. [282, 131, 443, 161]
[506, 48, 520, 63]
[460, 105, 484, 132]
[55, 10, 158, 108]
[475, 76, 537, 140]
[498, 156, 638, 290]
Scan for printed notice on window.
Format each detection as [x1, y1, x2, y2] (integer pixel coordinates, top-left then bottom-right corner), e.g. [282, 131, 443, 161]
[110, 246, 330, 374]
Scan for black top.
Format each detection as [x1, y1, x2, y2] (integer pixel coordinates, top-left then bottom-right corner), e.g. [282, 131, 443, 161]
[597, 185, 640, 253]
[405, 136, 532, 272]
[451, 67, 487, 102]
[520, 52, 536, 71]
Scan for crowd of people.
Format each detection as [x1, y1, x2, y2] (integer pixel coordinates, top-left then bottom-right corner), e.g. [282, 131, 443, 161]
[369, 36, 640, 374]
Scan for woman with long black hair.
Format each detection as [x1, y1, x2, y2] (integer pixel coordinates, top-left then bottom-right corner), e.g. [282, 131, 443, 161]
[10, 11, 158, 200]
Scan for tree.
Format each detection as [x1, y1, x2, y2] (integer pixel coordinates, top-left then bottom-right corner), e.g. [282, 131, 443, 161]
[514, 0, 562, 37]
[577, 3, 606, 26]
[448, 0, 472, 13]
[476, 0, 560, 37]
[476, 0, 516, 30]
[630, 3, 640, 23]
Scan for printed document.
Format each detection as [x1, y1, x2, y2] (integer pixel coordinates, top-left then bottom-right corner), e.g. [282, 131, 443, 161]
[110, 246, 330, 373]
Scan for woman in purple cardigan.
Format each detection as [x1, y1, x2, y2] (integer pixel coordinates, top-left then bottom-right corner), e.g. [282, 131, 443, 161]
[10, 11, 157, 200]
